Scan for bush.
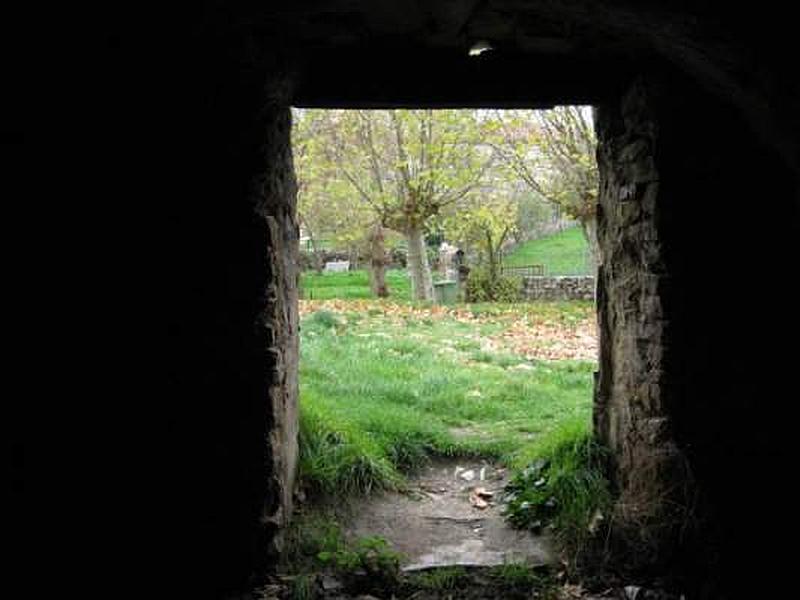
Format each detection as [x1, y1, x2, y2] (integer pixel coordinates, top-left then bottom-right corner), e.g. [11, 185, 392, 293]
[298, 250, 317, 272]
[465, 268, 520, 302]
[297, 249, 356, 272]
[389, 246, 407, 268]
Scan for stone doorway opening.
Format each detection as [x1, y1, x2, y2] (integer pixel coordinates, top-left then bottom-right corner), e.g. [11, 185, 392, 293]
[168, 8, 800, 597]
[286, 106, 603, 596]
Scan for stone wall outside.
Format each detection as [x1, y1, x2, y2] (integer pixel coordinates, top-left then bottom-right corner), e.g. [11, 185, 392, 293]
[520, 276, 595, 301]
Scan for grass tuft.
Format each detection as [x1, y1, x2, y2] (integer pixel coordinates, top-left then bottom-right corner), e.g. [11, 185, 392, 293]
[409, 566, 468, 590]
[299, 401, 401, 495]
[288, 574, 316, 600]
[504, 422, 611, 556]
[490, 562, 544, 587]
[281, 512, 347, 574]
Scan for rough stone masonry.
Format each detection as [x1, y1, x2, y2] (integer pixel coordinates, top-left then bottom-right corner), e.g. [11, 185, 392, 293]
[155, 3, 800, 598]
[521, 276, 595, 301]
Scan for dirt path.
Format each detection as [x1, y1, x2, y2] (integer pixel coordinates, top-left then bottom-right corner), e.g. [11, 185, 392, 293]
[341, 457, 555, 571]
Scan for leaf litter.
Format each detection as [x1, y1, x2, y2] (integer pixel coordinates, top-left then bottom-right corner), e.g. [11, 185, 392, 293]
[300, 299, 597, 362]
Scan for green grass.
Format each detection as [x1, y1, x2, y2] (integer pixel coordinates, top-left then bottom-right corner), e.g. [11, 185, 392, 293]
[504, 423, 611, 556]
[299, 306, 596, 496]
[281, 511, 348, 575]
[502, 226, 591, 275]
[282, 514, 403, 596]
[288, 574, 315, 600]
[299, 228, 591, 303]
[490, 562, 545, 587]
[294, 300, 607, 578]
[408, 567, 468, 591]
[300, 269, 412, 301]
[401, 563, 556, 599]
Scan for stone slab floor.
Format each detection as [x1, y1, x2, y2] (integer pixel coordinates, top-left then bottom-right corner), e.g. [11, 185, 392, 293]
[343, 457, 555, 571]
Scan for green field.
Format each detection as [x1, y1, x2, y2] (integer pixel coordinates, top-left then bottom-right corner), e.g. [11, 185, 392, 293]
[300, 269, 412, 301]
[502, 226, 590, 275]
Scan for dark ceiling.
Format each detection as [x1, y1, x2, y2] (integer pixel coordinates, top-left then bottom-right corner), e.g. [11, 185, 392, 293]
[209, 2, 783, 110]
[192, 1, 797, 171]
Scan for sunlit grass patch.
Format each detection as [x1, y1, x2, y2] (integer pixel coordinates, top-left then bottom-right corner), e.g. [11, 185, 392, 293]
[502, 226, 591, 275]
[298, 304, 596, 497]
[300, 269, 412, 301]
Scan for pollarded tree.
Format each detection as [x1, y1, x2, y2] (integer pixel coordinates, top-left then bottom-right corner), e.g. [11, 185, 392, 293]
[487, 107, 600, 270]
[304, 109, 496, 301]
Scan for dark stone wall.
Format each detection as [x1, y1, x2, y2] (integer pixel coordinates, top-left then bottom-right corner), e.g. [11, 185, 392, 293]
[595, 74, 800, 598]
[163, 38, 299, 596]
[139, 4, 800, 597]
[595, 78, 695, 575]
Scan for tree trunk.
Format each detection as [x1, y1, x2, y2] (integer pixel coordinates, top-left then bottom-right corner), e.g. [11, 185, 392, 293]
[369, 223, 389, 297]
[303, 223, 325, 274]
[406, 226, 434, 301]
[580, 214, 601, 275]
[486, 231, 500, 282]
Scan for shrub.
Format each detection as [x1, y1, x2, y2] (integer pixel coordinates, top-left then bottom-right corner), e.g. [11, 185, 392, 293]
[389, 246, 407, 268]
[465, 268, 520, 302]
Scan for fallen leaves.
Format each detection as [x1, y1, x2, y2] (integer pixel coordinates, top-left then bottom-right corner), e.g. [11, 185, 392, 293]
[494, 318, 598, 361]
[469, 492, 489, 509]
[468, 486, 494, 509]
[299, 299, 598, 362]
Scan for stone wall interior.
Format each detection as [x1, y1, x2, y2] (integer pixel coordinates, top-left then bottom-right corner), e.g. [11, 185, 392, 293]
[162, 2, 800, 597]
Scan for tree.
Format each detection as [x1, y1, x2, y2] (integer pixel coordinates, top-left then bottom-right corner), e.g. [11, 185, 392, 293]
[297, 109, 495, 301]
[487, 107, 600, 270]
[367, 222, 389, 297]
[293, 109, 374, 272]
[443, 180, 518, 282]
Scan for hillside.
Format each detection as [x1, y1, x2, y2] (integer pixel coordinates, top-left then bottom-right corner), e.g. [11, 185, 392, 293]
[502, 226, 591, 275]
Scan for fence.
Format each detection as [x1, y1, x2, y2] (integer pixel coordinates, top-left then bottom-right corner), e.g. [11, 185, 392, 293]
[499, 246, 594, 277]
[500, 264, 545, 277]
